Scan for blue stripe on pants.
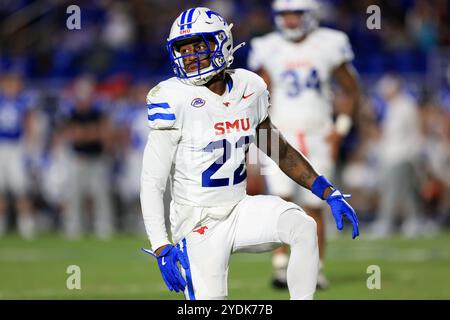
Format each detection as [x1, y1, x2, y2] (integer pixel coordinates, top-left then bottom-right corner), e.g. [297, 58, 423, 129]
[181, 238, 195, 300]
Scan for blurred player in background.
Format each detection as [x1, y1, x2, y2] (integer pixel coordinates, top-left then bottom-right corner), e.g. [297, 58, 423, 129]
[113, 80, 149, 233]
[369, 75, 424, 238]
[141, 7, 358, 300]
[248, 0, 361, 289]
[0, 72, 36, 239]
[60, 75, 114, 239]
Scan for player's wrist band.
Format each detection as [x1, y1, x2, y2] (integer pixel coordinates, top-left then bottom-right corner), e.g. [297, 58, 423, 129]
[335, 114, 353, 136]
[311, 175, 334, 200]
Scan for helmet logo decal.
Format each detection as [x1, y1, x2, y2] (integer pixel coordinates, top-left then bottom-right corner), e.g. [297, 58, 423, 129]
[205, 10, 226, 26]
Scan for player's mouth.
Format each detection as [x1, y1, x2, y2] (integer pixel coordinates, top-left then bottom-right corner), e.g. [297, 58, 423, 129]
[185, 56, 210, 73]
[186, 62, 200, 73]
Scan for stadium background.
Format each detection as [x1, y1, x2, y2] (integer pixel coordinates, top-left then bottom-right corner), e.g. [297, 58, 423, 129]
[0, 0, 449, 299]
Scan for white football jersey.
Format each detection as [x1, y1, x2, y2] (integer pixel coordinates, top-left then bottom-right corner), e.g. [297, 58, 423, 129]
[248, 27, 354, 135]
[146, 68, 270, 209]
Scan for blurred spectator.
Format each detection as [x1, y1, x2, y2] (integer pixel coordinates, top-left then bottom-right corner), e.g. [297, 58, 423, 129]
[419, 98, 450, 226]
[369, 75, 426, 238]
[341, 98, 380, 221]
[0, 72, 36, 239]
[112, 80, 150, 233]
[41, 125, 71, 231]
[101, 2, 135, 50]
[407, 0, 439, 52]
[60, 74, 114, 239]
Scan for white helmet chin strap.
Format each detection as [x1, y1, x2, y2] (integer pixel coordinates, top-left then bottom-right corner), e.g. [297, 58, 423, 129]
[224, 23, 246, 65]
[231, 42, 246, 55]
[228, 41, 246, 65]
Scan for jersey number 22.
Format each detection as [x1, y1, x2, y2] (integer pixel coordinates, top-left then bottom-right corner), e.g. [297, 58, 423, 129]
[202, 135, 254, 187]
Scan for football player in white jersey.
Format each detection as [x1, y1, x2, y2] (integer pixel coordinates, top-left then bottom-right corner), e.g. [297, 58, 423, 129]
[0, 72, 36, 239]
[140, 7, 359, 300]
[247, 0, 361, 289]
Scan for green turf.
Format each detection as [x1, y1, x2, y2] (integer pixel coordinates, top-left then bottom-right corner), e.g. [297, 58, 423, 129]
[0, 232, 449, 299]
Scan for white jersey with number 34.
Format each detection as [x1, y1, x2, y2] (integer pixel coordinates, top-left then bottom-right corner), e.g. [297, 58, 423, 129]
[248, 27, 354, 136]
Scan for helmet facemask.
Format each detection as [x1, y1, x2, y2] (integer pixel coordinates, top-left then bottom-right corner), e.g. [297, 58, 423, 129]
[167, 30, 230, 86]
[167, 8, 245, 86]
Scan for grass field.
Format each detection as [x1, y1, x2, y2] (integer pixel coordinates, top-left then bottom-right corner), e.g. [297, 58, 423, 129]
[1, 232, 449, 299]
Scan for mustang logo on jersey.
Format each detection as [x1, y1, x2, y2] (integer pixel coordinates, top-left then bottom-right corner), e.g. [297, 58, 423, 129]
[214, 118, 250, 135]
[193, 226, 208, 235]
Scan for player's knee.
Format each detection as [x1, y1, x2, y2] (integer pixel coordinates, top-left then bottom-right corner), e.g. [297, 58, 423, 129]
[301, 215, 317, 243]
[277, 209, 317, 245]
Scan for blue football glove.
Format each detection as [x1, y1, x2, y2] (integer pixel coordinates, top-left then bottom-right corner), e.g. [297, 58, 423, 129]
[311, 175, 359, 239]
[142, 245, 189, 292]
[326, 190, 359, 239]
